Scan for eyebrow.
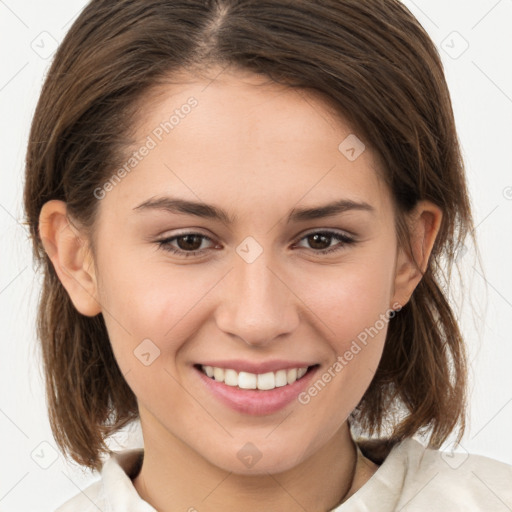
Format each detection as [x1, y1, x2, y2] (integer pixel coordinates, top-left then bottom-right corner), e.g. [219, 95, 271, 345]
[132, 196, 375, 224]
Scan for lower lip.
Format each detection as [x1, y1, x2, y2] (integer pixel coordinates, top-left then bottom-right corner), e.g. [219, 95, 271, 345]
[194, 365, 319, 416]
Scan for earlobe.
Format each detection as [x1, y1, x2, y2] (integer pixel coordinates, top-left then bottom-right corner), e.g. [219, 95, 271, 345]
[38, 200, 101, 317]
[391, 201, 443, 308]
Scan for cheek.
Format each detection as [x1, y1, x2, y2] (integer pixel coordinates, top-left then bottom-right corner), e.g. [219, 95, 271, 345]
[95, 247, 223, 374]
[96, 265, 212, 417]
[301, 252, 396, 346]
[293, 250, 396, 408]
[295, 283, 392, 433]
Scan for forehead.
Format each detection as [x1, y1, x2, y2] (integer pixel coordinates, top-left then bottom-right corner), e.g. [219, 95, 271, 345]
[99, 68, 391, 221]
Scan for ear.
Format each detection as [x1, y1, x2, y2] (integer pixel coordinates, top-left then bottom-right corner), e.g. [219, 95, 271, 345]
[38, 200, 101, 316]
[391, 200, 442, 308]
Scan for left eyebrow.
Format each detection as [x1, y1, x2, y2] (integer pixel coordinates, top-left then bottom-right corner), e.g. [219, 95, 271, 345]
[287, 199, 375, 222]
[132, 196, 375, 224]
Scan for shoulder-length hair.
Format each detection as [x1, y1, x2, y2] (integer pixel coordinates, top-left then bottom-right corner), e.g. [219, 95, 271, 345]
[24, 0, 473, 471]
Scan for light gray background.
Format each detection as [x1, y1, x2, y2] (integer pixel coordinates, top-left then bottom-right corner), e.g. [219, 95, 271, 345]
[1, 1, 511, 510]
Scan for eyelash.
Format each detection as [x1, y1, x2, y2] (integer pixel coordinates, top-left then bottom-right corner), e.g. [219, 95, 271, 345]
[156, 230, 356, 258]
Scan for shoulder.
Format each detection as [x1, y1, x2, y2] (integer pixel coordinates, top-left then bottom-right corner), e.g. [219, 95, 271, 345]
[340, 438, 512, 511]
[399, 439, 512, 510]
[54, 449, 149, 512]
[54, 479, 106, 512]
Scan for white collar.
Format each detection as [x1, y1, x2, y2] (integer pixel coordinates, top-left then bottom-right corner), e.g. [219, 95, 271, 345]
[99, 438, 424, 511]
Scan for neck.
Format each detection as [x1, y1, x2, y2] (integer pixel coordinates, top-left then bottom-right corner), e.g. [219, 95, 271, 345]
[132, 419, 377, 512]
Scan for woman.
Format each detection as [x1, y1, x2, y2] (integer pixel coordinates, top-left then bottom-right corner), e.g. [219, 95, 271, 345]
[24, 0, 512, 510]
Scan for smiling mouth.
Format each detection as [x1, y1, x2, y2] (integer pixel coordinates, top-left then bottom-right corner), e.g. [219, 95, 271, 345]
[195, 364, 318, 391]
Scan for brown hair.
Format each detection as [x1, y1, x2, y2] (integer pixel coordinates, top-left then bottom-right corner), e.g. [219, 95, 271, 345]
[24, 0, 473, 471]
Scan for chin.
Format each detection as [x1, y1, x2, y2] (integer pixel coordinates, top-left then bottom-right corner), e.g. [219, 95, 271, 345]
[201, 436, 316, 476]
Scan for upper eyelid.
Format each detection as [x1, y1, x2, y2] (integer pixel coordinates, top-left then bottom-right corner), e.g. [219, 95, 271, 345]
[295, 227, 356, 239]
[156, 229, 215, 242]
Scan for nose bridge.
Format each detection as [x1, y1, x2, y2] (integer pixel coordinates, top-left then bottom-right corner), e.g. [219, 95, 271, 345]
[215, 246, 298, 346]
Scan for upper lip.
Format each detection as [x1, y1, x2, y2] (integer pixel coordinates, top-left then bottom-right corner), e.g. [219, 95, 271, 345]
[196, 359, 317, 374]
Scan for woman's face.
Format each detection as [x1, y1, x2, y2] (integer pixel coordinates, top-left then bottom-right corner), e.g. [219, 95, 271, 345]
[85, 68, 413, 474]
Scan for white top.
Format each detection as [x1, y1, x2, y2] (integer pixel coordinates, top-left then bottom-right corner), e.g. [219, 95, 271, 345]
[55, 438, 512, 511]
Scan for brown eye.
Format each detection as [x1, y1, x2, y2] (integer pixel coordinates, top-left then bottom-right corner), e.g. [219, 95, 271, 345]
[156, 233, 216, 257]
[296, 230, 355, 255]
[175, 234, 204, 251]
[307, 233, 333, 250]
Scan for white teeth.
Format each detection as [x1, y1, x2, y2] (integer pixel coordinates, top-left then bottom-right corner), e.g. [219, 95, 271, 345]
[275, 369, 287, 387]
[257, 372, 275, 390]
[238, 371, 257, 389]
[213, 367, 224, 382]
[201, 365, 310, 390]
[224, 369, 238, 386]
[287, 368, 297, 384]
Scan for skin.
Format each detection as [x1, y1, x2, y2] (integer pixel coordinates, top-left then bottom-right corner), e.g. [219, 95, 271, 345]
[39, 67, 442, 512]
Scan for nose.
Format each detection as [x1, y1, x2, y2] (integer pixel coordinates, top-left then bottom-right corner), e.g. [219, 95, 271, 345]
[214, 250, 299, 347]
